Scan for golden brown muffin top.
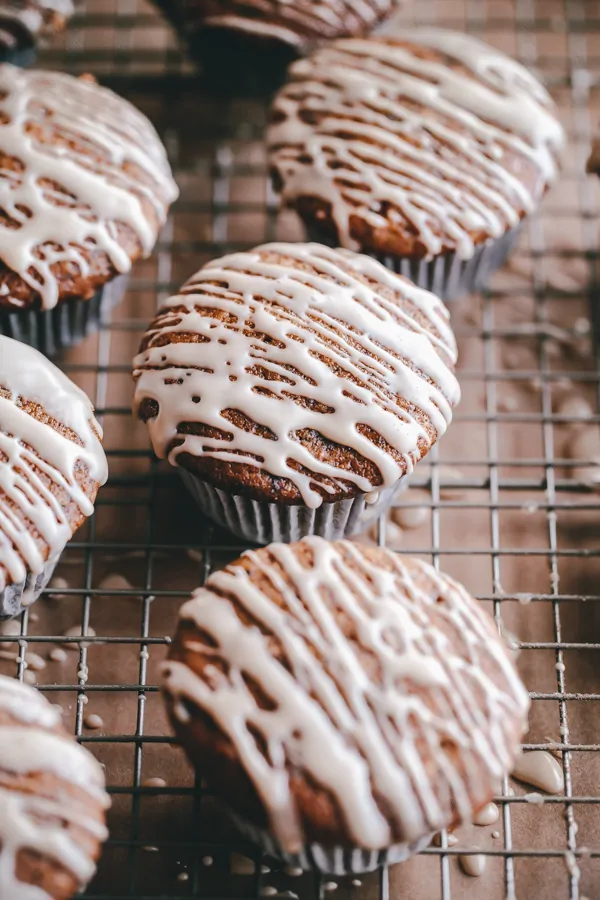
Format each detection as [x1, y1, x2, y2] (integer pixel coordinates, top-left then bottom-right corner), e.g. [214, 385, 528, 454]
[268, 32, 565, 260]
[0, 64, 178, 311]
[0, 335, 107, 591]
[164, 537, 530, 851]
[0, 674, 109, 899]
[133, 242, 460, 506]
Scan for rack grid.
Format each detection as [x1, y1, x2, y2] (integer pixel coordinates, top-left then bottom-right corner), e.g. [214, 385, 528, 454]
[0, 0, 599, 898]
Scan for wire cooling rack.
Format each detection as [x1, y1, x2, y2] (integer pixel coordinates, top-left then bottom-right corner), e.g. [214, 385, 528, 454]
[0, 1, 599, 898]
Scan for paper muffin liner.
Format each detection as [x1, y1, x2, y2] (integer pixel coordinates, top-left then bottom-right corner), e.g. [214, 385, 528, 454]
[180, 470, 408, 544]
[152, 0, 297, 95]
[307, 224, 523, 301]
[0, 554, 59, 620]
[0, 44, 36, 67]
[0, 274, 129, 356]
[229, 810, 434, 875]
[187, 30, 296, 95]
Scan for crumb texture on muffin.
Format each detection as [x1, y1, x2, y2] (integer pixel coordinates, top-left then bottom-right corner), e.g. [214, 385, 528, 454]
[0, 64, 178, 310]
[268, 31, 565, 259]
[0, 674, 109, 899]
[157, 0, 399, 48]
[164, 538, 530, 852]
[0, 0, 74, 49]
[133, 242, 460, 507]
[0, 335, 107, 592]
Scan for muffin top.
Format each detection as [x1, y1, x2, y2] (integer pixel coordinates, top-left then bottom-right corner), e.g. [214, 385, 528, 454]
[133, 242, 460, 507]
[0, 675, 109, 899]
[164, 537, 530, 851]
[0, 64, 178, 311]
[159, 0, 399, 49]
[0, 335, 107, 592]
[268, 31, 565, 260]
[0, 1, 74, 50]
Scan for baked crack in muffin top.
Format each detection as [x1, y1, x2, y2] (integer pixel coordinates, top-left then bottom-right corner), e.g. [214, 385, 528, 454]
[133, 242, 460, 508]
[268, 31, 565, 259]
[0, 65, 178, 310]
[164, 538, 530, 852]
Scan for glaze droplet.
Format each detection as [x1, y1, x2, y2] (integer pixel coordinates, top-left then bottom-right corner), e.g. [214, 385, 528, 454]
[512, 750, 565, 794]
[459, 853, 486, 877]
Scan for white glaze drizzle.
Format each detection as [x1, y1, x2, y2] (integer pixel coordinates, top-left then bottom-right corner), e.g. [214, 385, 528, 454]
[0, 63, 178, 309]
[0, 674, 109, 899]
[196, 0, 396, 47]
[164, 537, 530, 851]
[133, 242, 460, 509]
[0, 335, 107, 591]
[268, 30, 565, 258]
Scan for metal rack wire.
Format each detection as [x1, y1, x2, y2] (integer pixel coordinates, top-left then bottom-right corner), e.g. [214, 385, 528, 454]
[0, 0, 599, 898]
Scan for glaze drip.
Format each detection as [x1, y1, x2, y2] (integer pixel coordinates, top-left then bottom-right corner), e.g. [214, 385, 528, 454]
[268, 30, 565, 257]
[0, 64, 178, 309]
[164, 538, 530, 852]
[0, 335, 107, 591]
[133, 242, 460, 509]
[0, 675, 109, 899]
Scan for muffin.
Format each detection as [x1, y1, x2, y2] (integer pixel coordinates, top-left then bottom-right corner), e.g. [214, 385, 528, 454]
[0, 674, 109, 897]
[0, 335, 107, 618]
[0, 0, 74, 66]
[0, 64, 178, 355]
[163, 537, 530, 874]
[152, 0, 400, 93]
[268, 30, 565, 299]
[133, 242, 460, 544]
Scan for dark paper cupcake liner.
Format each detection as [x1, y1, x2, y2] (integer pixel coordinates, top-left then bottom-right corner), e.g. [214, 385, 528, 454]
[0, 274, 129, 356]
[190, 29, 297, 95]
[0, 44, 36, 66]
[180, 469, 409, 544]
[307, 224, 523, 301]
[0, 554, 58, 620]
[230, 809, 434, 875]
[152, 0, 297, 95]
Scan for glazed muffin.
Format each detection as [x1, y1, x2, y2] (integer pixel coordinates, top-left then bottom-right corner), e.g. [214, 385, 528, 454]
[163, 537, 530, 873]
[153, 0, 400, 92]
[268, 30, 565, 299]
[133, 242, 460, 544]
[0, 335, 107, 618]
[0, 674, 109, 897]
[0, 0, 74, 66]
[0, 64, 178, 354]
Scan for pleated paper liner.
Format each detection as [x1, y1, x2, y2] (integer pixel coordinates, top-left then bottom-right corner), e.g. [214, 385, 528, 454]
[230, 809, 434, 875]
[306, 224, 523, 302]
[0, 274, 129, 356]
[180, 470, 409, 544]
